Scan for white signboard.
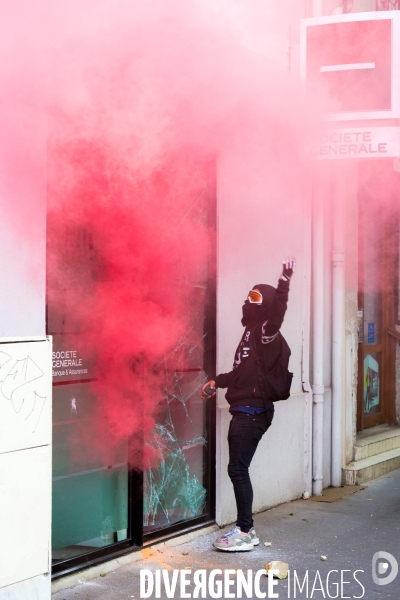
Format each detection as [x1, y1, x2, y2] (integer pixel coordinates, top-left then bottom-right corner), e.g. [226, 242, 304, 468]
[306, 127, 400, 160]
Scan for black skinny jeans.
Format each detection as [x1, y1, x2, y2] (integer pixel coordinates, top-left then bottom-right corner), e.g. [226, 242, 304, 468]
[227, 410, 274, 533]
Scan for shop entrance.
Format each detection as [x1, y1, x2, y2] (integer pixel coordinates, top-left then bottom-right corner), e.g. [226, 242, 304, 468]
[47, 156, 216, 577]
[357, 160, 399, 431]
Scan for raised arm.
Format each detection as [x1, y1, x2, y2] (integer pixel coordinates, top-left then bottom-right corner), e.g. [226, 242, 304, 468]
[262, 256, 296, 338]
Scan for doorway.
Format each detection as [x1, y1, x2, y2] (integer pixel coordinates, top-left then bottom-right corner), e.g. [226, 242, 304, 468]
[47, 157, 216, 576]
[357, 160, 399, 431]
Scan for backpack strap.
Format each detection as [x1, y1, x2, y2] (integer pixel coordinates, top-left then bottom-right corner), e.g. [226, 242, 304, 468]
[249, 328, 272, 405]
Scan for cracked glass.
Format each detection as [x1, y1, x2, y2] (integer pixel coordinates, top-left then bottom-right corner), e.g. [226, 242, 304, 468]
[143, 161, 214, 532]
[48, 154, 215, 564]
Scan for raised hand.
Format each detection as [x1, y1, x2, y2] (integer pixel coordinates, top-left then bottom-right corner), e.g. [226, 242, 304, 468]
[281, 256, 296, 281]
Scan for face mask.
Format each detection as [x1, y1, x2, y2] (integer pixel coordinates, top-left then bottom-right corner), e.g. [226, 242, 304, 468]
[241, 301, 260, 327]
[241, 284, 276, 328]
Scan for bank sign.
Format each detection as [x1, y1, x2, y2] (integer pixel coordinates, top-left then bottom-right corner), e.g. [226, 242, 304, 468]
[301, 12, 400, 160]
[300, 12, 400, 121]
[307, 127, 400, 160]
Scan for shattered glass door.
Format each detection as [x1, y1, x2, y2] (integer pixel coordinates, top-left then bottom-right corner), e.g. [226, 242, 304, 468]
[47, 153, 216, 571]
[143, 369, 208, 530]
[143, 162, 215, 533]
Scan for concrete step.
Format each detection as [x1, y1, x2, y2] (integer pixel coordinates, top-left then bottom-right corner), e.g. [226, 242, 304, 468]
[343, 446, 400, 485]
[354, 426, 400, 461]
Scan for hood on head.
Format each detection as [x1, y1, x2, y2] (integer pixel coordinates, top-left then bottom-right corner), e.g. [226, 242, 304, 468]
[241, 283, 276, 328]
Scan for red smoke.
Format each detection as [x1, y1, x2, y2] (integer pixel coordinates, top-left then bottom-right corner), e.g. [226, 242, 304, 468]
[43, 0, 309, 466]
[2, 1, 309, 466]
[47, 142, 213, 466]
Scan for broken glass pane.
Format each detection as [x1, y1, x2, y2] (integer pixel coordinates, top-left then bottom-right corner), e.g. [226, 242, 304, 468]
[143, 160, 214, 532]
[143, 368, 208, 529]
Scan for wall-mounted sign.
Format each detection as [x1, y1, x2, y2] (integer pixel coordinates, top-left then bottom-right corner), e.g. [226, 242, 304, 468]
[300, 12, 400, 121]
[52, 349, 87, 377]
[306, 19, 391, 113]
[305, 127, 400, 160]
[52, 335, 94, 382]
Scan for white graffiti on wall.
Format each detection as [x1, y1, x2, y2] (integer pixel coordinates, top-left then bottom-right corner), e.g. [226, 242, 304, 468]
[0, 351, 46, 433]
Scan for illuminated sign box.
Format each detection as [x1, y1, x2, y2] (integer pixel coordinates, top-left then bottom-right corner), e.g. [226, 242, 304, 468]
[301, 11, 400, 121]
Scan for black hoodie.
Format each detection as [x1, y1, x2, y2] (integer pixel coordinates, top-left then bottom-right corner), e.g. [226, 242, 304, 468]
[214, 278, 290, 408]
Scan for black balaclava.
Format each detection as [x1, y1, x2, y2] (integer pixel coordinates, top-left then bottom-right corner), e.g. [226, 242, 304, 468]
[241, 283, 276, 329]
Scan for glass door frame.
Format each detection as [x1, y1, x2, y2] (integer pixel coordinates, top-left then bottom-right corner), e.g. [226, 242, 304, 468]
[50, 168, 217, 579]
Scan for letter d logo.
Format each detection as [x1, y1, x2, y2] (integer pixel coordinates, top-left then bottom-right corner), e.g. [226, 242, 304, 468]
[372, 551, 398, 586]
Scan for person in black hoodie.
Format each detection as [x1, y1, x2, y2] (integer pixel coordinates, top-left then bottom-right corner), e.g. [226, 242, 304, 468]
[201, 256, 296, 552]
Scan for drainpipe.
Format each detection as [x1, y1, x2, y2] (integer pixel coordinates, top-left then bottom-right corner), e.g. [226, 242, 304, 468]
[312, 167, 325, 496]
[301, 174, 313, 499]
[331, 168, 345, 487]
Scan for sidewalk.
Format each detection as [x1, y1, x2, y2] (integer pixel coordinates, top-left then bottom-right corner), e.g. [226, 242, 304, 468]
[52, 469, 400, 599]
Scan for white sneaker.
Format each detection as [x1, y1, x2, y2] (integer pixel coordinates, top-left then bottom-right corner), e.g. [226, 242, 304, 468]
[213, 526, 254, 552]
[248, 526, 259, 545]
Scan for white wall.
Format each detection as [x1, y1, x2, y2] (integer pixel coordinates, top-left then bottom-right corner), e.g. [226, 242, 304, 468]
[0, 105, 47, 338]
[216, 134, 312, 525]
[0, 338, 52, 600]
[216, 152, 360, 522]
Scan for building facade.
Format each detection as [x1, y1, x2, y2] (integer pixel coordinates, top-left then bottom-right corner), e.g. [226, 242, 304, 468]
[1, 1, 400, 597]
